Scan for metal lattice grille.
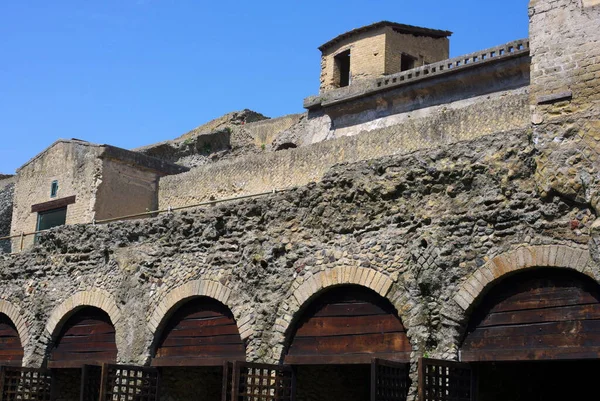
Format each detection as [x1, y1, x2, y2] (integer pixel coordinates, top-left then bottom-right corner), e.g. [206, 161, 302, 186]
[80, 365, 102, 401]
[0, 367, 53, 401]
[418, 358, 471, 401]
[232, 362, 295, 401]
[371, 359, 410, 401]
[99, 364, 159, 401]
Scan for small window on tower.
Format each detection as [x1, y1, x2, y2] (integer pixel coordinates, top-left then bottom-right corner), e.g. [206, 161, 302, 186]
[401, 53, 417, 72]
[50, 180, 58, 198]
[334, 50, 351, 88]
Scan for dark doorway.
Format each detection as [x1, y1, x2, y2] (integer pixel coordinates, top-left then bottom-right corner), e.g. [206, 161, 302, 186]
[400, 53, 417, 72]
[296, 365, 369, 401]
[335, 50, 351, 88]
[474, 360, 600, 401]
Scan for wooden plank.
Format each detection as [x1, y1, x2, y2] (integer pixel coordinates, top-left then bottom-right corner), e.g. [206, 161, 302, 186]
[286, 286, 411, 364]
[461, 270, 600, 362]
[488, 287, 597, 313]
[165, 323, 240, 338]
[172, 316, 235, 329]
[51, 307, 117, 365]
[59, 333, 116, 344]
[53, 342, 117, 352]
[478, 302, 600, 327]
[460, 346, 600, 362]
[288, 332, 410, 355]
[61, 321, 115, 336]
[160, 334, 243, 347]
[295, 314, 405, 337]
[152, 355, 246, 367]
[31, 195, 76, 213]
[156, 343, 245, 358]
[285, 351, 411, 365]
[313, 301, 389, 317]
[464, 320, 600, 340]
[153, 297, 245, 366]
[463, 332, 600, 350]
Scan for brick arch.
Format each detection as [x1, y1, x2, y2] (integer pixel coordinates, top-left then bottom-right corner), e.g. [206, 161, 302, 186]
[148, 279, 254, 341]
[45, 289, 122, 338]
[454, 245, 594, 312]
[0, 300, 32, 349]
[272, 266, 402, 355]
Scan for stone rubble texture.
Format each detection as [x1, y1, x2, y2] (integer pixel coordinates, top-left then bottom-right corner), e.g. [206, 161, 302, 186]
[0, 1, 597, 400]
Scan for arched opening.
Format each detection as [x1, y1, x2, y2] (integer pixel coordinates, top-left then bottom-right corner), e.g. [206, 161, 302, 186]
[152, 296, 245, 401]
[460, 268, 600, 401]
[284, 285, 411, 401]
[49, 306, 117, 401]
[0, 314, 23, 366]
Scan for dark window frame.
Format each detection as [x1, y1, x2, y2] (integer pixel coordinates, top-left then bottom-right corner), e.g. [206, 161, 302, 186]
[50, 180, 58, 198]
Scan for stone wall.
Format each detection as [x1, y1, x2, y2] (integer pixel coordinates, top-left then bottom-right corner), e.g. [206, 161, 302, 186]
[0, 176, 15, 253]
[320, 28, 387, 92]
[0, 128, 597, 400]
[10, 141, 103, 250]
[136, 113, 304, 169]
[384, 28, 449, 74]
[529, 0, 600, 213]
[319, 25, 449, 92]
[159, 91, 529, 208]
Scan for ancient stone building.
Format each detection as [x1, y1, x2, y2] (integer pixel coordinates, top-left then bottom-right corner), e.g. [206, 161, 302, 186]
[0, 0, 598, 400]
[9, 139, 186, 251]
[318, 21, 451, 92]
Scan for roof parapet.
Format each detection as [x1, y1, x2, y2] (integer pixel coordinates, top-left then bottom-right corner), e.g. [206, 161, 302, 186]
[305, 38, 530, 110]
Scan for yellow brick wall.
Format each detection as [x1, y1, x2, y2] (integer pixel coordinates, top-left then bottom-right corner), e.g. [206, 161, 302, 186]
[384, 27, 449, 75]
[320, 27, 449, 92]
[320, 28, 388, 92]
[10, 142, 102, 249]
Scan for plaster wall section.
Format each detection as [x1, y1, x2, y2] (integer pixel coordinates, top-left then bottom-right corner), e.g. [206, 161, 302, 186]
[94, 159, 160, 221]
[159, 91, 529, 208]
[10, 142, 102, 250]
[384, 28, 449, 75]
[320, 29, 388, 92]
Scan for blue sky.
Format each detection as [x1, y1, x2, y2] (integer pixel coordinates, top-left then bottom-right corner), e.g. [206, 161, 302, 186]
[0, 1, 529, 174]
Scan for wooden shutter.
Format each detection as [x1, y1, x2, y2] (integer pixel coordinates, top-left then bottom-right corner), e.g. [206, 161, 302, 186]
[371, 358, 410, 401]
[231, 361, 295, 401]
[418, 358, 473, 401]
